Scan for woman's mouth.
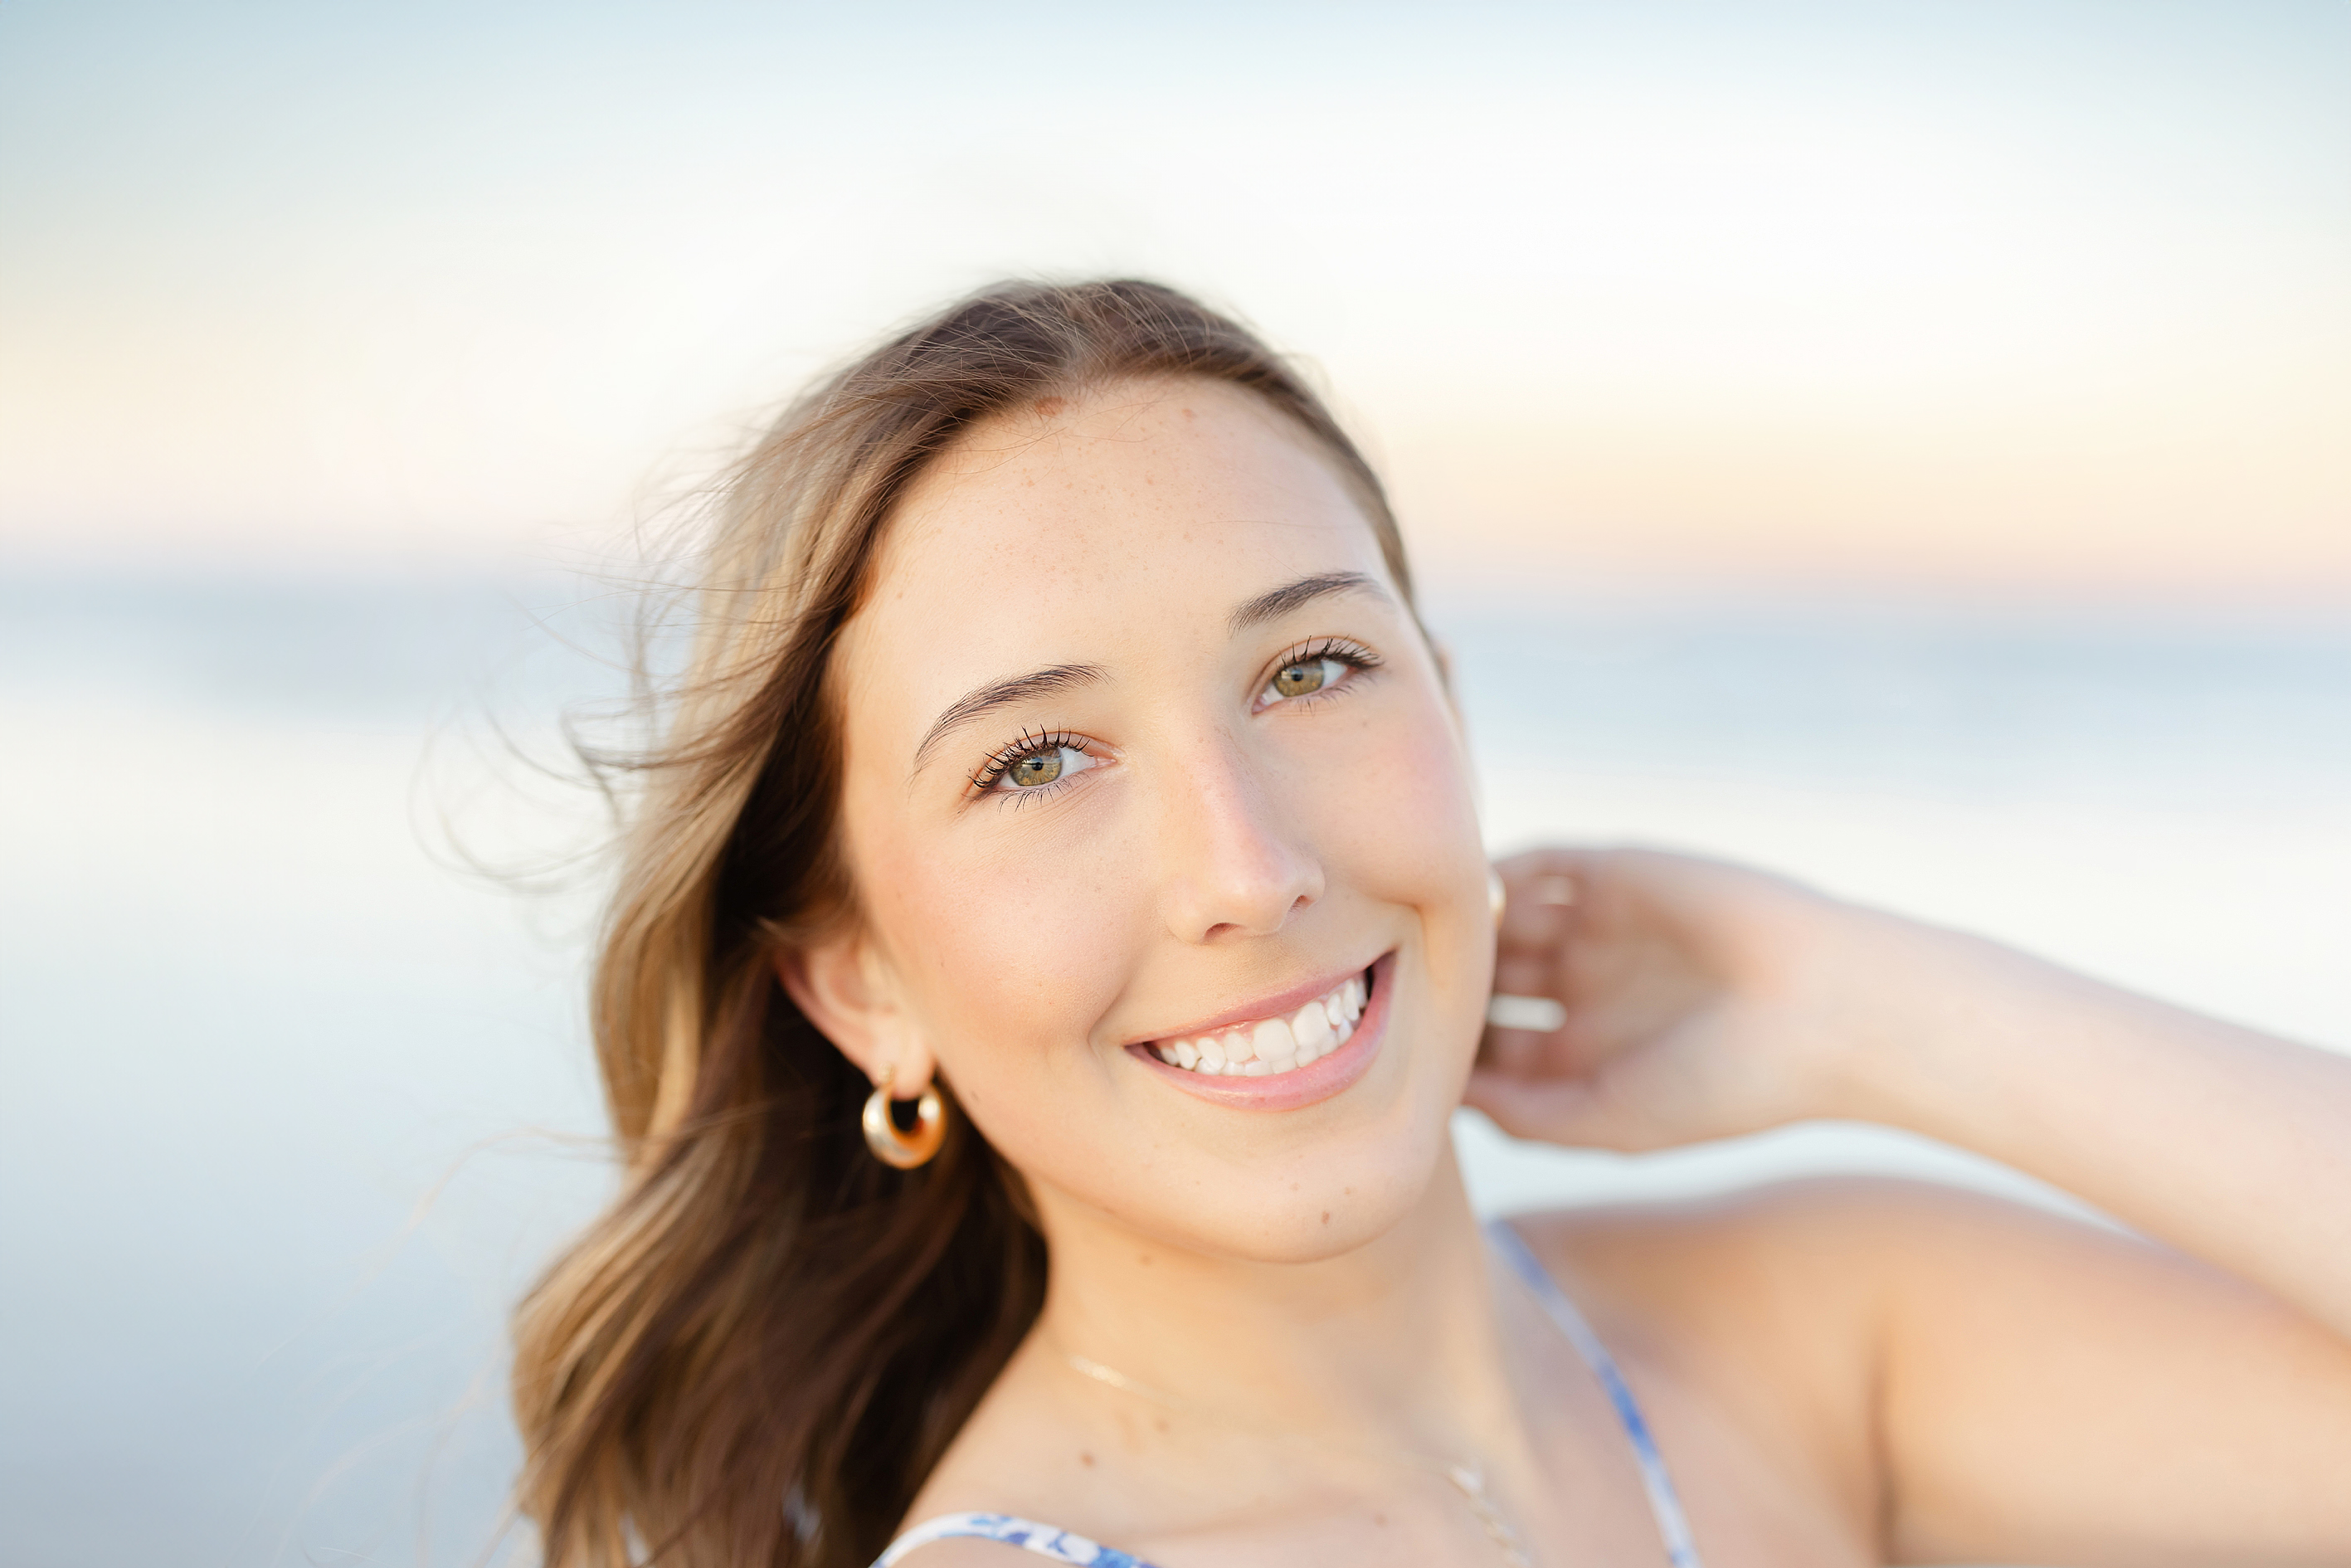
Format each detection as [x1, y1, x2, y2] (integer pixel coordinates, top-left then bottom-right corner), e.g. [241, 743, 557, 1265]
[1127, 954, 1393, 1112]
[1146, 970, 1366, 1077]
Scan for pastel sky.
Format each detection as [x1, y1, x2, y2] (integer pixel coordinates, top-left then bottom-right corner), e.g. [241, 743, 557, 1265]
[2, 1, 2344, 597]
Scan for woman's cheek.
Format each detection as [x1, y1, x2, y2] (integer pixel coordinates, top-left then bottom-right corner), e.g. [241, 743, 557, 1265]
[1312, 698, 1493, 1040]
[885, 818, 1144, 1083]
[1319, 698, 1484, 902]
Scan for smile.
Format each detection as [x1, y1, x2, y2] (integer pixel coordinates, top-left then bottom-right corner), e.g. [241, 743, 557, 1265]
[1149, 969, 1368, 1077]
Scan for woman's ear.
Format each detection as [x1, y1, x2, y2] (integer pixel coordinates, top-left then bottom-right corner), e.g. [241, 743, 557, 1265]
[774, 933, 938, 1093]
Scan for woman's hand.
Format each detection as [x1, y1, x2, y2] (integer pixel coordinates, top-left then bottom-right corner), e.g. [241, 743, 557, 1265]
[1464, 846, 1932, 1152]
[1467, 842, 2351, 1349]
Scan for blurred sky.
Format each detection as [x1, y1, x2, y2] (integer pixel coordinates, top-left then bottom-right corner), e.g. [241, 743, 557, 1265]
[2, 0, 2345, 598]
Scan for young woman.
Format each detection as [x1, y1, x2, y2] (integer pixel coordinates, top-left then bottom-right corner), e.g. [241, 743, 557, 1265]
[511, 280, 2351, 1568]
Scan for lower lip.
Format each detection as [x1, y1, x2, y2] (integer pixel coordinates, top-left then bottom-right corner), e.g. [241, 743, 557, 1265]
[1127, 952, 1395, 1113]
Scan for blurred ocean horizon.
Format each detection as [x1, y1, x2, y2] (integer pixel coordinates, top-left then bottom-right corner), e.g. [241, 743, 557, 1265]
[2, 565, 2347, 1565]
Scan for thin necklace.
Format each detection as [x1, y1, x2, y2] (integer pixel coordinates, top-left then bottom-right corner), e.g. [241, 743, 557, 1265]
[1063, 1349, 1533, 1568]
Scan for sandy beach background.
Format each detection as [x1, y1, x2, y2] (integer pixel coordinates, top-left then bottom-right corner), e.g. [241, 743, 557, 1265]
[3, 2, 2345, 1562]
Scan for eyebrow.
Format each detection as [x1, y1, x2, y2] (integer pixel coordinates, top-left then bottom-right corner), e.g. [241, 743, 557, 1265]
[1226, 570, 1390, 635]
[912, 663, 1107, 777]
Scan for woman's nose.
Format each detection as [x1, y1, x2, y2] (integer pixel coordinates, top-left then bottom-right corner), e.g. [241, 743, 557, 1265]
[1155, 732, 1325, 944]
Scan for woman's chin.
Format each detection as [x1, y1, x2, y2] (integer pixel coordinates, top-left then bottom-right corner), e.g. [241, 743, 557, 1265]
[1024, 1092, 1463, 1267]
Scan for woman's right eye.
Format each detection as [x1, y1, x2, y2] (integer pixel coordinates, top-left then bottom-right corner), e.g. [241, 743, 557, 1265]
[1268, 657, 1344, 700]
[980, 737, 1100, 796]
[1005, 747, 1073, 786]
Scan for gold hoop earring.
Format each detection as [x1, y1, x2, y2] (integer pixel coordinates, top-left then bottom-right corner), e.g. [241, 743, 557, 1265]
[862, 1066, 945, 1170]
[1488, 868, 1507, 928]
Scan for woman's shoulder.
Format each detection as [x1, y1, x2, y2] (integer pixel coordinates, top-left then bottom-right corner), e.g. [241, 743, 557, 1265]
[1503, 1177, 2093, 1477]
[1511, 1175, 2114, 1347]
[1509, 1173, 2086, 1307]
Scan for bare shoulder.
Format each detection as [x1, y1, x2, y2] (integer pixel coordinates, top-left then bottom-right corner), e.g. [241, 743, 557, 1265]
[1511, 1173, 2125, 1320]
[1506, 1174, 2213, 1381]
[1512, 1175, 1961, 1325]
[1502, 1177, 2127, 1522]
[1509, 1176, 2351, 1562]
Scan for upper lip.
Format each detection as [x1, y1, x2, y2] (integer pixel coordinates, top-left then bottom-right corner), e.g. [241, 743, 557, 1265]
[1119, 955, 1383, 1047]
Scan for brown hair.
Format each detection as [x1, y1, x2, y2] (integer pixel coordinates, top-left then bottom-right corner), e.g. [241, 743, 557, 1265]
[510, 279, 1416, 1567]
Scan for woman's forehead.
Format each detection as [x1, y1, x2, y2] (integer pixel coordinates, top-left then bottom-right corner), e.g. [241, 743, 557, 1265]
[840, 382, 1390, 711]
[887, 381, 1370, 587]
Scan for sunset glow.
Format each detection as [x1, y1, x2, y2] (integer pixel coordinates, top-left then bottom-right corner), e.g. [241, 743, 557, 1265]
[2, 2, 2344, 597]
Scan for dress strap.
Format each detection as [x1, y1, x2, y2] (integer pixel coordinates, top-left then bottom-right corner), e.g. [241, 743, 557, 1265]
[872, 1512, 1159, 1568]
[1486, 1220, 1706, 1568]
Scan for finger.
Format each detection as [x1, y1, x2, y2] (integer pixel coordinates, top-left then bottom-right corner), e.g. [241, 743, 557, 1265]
[1478, 1023, 1548, 1075]
[1479, 1020, 1614, 1080]
[1491, 952, 1554, 997]
[1494, 845, 1607, 882]
[1493, 849, 1604, 951]
[1461, 1068, 1644, 1153]
[1495, 902, 1576, 963]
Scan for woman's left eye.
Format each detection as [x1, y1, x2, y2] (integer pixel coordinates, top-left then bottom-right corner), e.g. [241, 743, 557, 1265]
[1259, 654, 1360, 707]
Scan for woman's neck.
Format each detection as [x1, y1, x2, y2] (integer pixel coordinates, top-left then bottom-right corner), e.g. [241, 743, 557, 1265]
[1025, 1143, 1524, 1455]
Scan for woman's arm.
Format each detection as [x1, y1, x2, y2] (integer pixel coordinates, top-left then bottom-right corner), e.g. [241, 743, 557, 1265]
[1470, 845, 2351, 1337]
[1468, 848, 2351, 1558]
[1853, 908, 2351, 1341]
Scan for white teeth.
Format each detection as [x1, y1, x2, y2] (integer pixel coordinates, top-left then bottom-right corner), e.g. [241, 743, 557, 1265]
[1149, 970, 1372, 1079]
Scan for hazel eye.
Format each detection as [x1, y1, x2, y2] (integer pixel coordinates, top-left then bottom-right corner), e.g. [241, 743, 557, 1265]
[991, 743, 1096, 791]
[1266, 657, 1345, 703]
[1010, 750, 1066, 786]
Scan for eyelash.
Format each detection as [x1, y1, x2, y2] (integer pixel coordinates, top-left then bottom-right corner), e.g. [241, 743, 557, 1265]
[1258, 636, 1383, 708]
[962, 638, 1385, 806]
[968, 727, 1089, 804]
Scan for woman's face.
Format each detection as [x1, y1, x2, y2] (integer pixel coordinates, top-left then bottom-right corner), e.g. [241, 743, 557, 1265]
[820, 378, 1492, 1262]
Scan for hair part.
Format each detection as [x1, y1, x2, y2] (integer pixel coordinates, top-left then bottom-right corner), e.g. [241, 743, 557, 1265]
[510, 279, 1416, 1567]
